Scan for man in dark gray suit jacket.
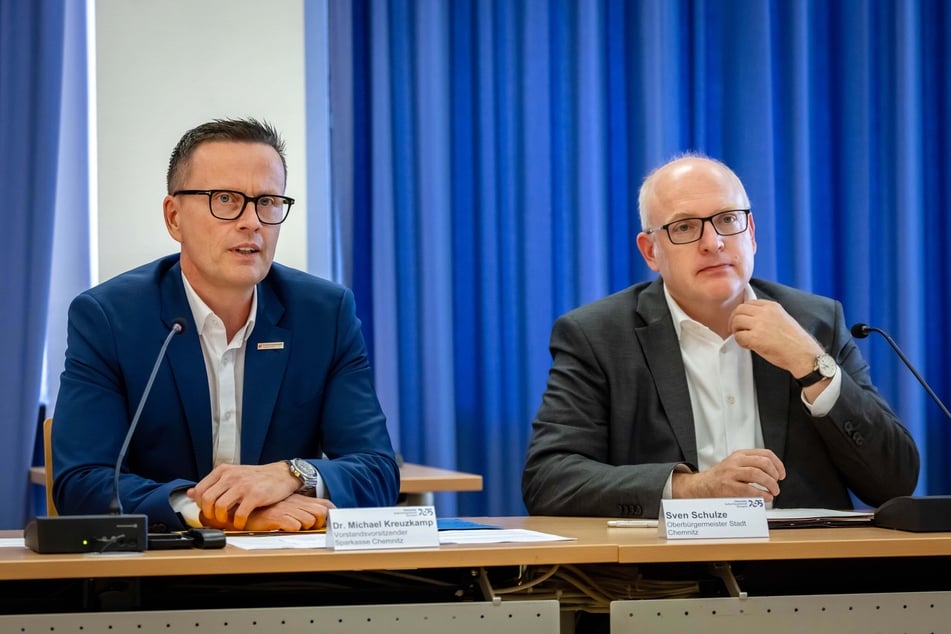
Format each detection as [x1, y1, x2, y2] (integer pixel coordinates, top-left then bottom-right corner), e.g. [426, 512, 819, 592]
[522, 155, 919, 519]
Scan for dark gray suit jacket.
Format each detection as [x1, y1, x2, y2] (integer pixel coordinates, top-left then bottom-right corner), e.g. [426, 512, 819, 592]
[522, 278, 919, 518]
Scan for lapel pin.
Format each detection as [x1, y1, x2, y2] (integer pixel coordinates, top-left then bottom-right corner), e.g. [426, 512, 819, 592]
[257, 342, 285, 351]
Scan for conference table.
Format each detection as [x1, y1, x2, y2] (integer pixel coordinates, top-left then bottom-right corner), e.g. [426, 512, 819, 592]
[2, 517, 951, 633]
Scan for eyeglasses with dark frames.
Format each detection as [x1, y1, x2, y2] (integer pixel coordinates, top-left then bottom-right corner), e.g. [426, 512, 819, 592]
[173, 189, 295, 225]
[645, 209, 751, 245]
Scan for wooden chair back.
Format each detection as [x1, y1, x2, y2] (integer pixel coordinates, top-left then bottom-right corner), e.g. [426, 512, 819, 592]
[43, 418, 56, 516]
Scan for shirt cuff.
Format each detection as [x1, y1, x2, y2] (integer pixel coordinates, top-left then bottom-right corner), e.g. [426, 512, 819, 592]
[310, 470, 328, 499]
[801, 365, 843, 416]
[169, 490, 202, 528]
[663, 464, 693, 499]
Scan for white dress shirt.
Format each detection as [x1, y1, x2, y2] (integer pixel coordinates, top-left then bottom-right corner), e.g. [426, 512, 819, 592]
[182, 273, 255, 468]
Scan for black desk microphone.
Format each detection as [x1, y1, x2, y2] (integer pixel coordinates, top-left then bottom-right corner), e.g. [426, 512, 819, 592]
[25, 318, 186, 553]
[851, 322, 951, 532]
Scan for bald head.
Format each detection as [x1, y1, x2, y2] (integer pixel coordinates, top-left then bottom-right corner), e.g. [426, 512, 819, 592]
[638, 155, 750, 231]
[633, 154, 757, 334]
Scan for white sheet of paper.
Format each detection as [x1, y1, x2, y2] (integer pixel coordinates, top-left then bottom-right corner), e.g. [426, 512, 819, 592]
[228, 528, 573, 550]
[437, 529, 574, 544]
[767, 508, 873, 520]
[227, 534, 327, 550]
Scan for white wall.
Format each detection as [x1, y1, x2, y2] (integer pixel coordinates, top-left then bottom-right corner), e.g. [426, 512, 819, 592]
[94, 0, 314, 283]
[44, 0, 329, 413]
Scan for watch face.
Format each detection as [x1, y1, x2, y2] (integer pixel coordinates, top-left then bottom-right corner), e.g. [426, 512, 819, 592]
[292, 458, 318, 478]
[817, 354, 837, 377]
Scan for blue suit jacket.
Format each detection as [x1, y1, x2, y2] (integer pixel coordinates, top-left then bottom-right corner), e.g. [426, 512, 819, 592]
[53, 255, 399, 529]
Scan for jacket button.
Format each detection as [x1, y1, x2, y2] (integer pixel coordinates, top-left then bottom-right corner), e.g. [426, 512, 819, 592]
[844, 421, 854, 432]
[634, 505, 642, 516]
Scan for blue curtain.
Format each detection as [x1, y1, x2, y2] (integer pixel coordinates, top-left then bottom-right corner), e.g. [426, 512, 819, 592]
[0, 0, 66, 528]
[333, 0, 951, 516]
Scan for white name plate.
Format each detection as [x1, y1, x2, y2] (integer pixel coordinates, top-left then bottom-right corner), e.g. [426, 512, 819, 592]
[659, 498, 769, 540]
[326, 506, 439, 550]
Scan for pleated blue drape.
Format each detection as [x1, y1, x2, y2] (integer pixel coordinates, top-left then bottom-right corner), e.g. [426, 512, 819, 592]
[332, 0, 951, 516]
[0, 0, 65, 528]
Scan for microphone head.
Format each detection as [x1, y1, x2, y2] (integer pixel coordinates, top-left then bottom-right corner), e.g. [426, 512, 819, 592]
[850, 323, 871, 339]
[171, 318, 187, 334]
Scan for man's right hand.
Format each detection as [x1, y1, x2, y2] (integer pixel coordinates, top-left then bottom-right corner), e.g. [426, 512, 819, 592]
[199, 494, 336, 532]
[671, 449, 786, 502]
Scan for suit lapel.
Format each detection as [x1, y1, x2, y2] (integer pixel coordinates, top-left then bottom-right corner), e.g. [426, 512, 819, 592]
[160, 262, 213, 473]
[634, 280, 699, 466]
[240, 279, 290, 465]
[752, 354, 790, 458]
[748, 281, 790, 458]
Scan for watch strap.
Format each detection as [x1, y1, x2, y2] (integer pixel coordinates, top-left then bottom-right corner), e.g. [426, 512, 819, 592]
[795, 369, 825, 388]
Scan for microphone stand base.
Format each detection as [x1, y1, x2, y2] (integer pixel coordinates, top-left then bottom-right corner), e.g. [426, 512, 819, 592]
[24, 514, 148, 553]
[873, 496, 951, 532]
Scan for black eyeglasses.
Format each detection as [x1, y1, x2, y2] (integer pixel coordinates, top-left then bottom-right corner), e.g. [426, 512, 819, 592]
[173, 190, 295, 225]
[645, 209, 751, 245]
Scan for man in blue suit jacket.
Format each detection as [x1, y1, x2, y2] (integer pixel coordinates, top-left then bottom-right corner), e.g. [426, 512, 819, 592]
[53, 119, 399, 531]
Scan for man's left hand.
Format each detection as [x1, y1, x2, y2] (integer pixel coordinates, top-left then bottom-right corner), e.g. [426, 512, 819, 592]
[187, 462, 302, 530]
[729, 299, 823, 377]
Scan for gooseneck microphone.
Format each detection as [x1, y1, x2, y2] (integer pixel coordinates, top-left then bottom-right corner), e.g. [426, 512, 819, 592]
[110, 318, 187, 515]
[24, 317, 188, 553]
[852, 322, 951, 532]
[850, 323, 951, 422]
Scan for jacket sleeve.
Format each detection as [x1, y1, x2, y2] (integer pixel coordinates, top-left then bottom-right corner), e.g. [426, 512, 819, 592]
[52, 292, 194, 530]
[522, 312, 676, 519]
[804, 300, 920, 506]
[306, 288, 400, 508]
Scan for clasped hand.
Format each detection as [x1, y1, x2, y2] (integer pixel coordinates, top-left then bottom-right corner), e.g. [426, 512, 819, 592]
[187, 462, 335, 531]
[672, 448, 786, 502]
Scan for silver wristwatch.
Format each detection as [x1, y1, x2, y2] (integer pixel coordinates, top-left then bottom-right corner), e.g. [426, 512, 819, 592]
[285, 458, 320, 495]
[795, 352, 837, 388]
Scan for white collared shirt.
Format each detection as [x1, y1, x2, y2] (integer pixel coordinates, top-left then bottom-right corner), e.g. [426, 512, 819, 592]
[170, 272, 256, 527]
[181, 272, 256, 468]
